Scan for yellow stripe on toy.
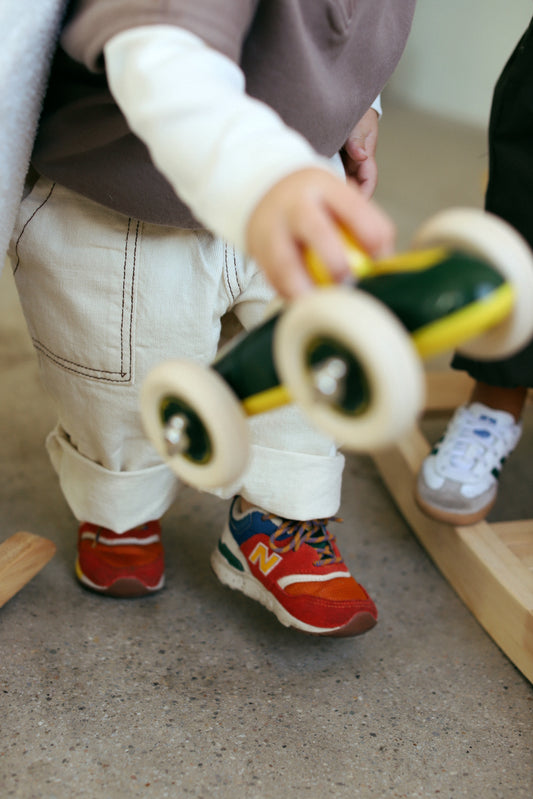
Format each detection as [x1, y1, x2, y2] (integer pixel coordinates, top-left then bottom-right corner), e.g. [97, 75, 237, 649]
[242, 385, 293, 415]
[305, 229, 373, 285]
[374, 247, 449, 275]
[412, 284, 514, 359]
[342, 230, 374, 278]
[305, 234, 449, 287]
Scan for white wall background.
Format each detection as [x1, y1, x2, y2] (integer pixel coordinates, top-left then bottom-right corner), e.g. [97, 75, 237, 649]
[387, 0, 533, 128]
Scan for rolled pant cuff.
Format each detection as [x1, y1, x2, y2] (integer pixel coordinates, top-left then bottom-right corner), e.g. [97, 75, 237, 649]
[46, 426, 178, 533]
[211, 444, 345, 520]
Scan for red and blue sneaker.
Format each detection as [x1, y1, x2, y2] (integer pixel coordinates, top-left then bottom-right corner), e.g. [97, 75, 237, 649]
[211, 497, 377, 636]
[76, 520, 165, 598]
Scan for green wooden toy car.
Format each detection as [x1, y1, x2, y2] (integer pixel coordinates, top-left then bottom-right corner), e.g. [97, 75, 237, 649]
[141, 208, 533, 490]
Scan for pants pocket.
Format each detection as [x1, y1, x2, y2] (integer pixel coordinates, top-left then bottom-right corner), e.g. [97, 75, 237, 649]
[11, 179, 140, 384]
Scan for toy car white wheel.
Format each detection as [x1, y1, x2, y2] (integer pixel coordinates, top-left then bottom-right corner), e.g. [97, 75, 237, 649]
[273, 287, 425, 451]
[140, 360, 250, 490]
[412, 207, 533, 359]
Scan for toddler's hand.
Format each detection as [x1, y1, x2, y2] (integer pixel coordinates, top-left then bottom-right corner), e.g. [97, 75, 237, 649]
[245, 167, 395, 299]
[342, 108, 379, 198]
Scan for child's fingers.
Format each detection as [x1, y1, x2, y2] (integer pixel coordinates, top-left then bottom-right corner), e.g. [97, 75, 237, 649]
[346, 144, 368, 163]
[255, 231, 315, 299]
[353, 158, 378, 198]
[246, 167, 396, 296]
[295, 207, 354, 285]
[334, 181, 395, 257]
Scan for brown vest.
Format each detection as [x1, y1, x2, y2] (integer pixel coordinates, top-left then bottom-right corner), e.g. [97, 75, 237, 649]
[32, 0, 416, 227]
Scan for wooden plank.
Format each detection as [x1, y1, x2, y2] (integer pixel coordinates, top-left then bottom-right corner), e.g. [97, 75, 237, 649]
[425, 371, 474, 412]
[372, 426, 533, 683]
[492, 520, 533, 570]
[0, 532, 56, 608]
[425, 371, 533, 413]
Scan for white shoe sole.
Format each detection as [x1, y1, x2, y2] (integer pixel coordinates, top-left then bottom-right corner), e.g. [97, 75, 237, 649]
[210, 538, 376, 637]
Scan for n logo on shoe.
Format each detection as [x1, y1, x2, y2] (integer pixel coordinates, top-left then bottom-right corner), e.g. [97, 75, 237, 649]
[249, 542, 282, 576]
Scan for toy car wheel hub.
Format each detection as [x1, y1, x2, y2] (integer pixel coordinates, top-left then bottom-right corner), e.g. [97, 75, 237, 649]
[306, 337, 370, 415]
[159, 396, 212, 464]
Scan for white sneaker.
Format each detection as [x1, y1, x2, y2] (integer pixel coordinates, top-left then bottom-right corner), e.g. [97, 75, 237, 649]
[415, 402, 522, 525]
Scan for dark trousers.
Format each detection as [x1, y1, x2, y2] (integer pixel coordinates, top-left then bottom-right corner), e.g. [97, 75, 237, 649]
[452, 17, 533, 387]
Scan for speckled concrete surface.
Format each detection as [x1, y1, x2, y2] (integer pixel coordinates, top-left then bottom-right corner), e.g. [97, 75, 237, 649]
[1, 105, 532, 798]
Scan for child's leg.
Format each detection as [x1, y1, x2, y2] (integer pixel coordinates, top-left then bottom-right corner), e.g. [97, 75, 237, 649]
[418, 353, 533, 526]
[9, 179, 237, 595]
[208, 250, 377, 637]
[416, 18, 533, 526]
[469, 382, 527, 422]
[212, 251, 345, 521]
[10, 178, 235, 530]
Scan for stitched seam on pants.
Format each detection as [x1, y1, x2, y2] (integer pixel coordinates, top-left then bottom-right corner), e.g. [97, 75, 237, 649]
[233, 245, 242, 294]
[13, 182, 56, 275]
[126, 220, 140, 378]
[31, 342, 129, 381]
[120, 219, 130, 375]
[224, 242, 236, 302]
[30, 216, 140, 383]
[121, 218, 140, 377]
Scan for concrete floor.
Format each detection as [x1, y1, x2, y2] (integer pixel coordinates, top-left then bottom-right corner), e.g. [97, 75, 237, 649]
[1, 103, 532, 798]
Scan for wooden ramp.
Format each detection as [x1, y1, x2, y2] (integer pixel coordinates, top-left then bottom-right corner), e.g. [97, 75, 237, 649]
[372, 372, 533, 683]
[0, 532, 56, 608]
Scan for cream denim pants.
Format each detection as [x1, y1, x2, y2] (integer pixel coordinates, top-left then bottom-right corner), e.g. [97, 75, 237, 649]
[10, 178, 344, 531]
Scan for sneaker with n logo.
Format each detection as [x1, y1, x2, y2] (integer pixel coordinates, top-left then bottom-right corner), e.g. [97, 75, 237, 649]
[416, 402, 522, 525]
[210, 497, 377, 636]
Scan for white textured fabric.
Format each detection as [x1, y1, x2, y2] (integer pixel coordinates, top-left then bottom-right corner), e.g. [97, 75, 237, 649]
[370, 95, 382, 118]
[46, 426, 179, 533]
[0, 0, 66, 272]
[104, 25, 337, 253]
[11, 178, 343, 530]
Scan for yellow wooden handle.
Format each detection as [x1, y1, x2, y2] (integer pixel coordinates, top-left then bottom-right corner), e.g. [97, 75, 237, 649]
[305, 229, 373, 285]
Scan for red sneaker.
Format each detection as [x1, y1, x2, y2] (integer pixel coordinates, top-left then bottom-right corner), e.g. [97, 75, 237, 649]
[76, 520, 164, 597]
[211, 498, 377, 636]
